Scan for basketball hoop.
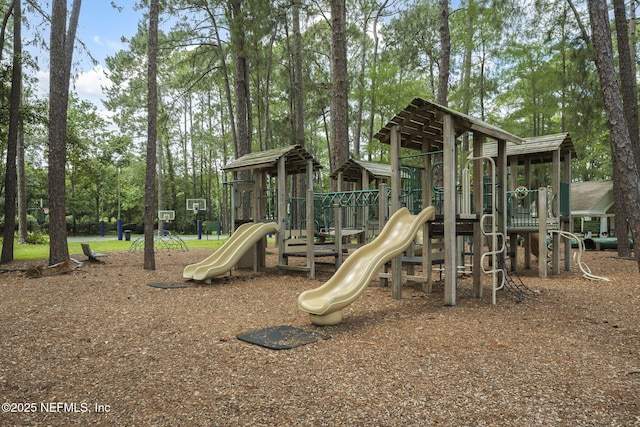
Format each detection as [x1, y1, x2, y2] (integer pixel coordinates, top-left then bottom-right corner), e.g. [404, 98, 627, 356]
[158, 210, 176, 222]
[186, 199, 207, 214]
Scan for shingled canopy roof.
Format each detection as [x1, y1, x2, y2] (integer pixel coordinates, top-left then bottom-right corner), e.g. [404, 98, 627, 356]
[222, 145, 321, 176]
[477, 133, 577, 165]
[374, 97, 523, 150]
[329, 159, 392, 182]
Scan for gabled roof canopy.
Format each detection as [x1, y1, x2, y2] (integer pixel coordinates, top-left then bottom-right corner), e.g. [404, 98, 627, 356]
[222, 145, 322, 176]
[330, 159, 392, 182]
[374, 98, 523, 150]
[478, 133, 577, 165]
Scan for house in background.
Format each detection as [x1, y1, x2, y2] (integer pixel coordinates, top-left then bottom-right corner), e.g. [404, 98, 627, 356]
[571, 180, 614, 236]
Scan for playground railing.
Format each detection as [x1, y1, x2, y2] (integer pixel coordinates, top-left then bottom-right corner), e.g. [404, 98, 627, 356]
[507, 187, 558, 228]
[315, 189, 386, 208]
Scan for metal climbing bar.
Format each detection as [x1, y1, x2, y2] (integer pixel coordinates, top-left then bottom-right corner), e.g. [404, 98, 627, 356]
[480, 213, 506, 304]
[464, 155, 509, 304]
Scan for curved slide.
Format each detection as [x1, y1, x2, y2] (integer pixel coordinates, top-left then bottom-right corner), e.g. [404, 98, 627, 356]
[298, 206, 436, 326]
[183, 222, 279, 282]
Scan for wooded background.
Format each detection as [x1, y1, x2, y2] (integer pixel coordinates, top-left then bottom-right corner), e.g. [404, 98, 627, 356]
[0, 0, 638, 260]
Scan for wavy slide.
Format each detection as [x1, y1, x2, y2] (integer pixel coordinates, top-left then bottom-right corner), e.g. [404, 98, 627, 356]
[298, 206, 436, 326]
[183, 222, 279, 282]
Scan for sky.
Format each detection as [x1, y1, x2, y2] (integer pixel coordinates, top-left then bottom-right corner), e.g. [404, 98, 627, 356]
[31, 2, 143, 107]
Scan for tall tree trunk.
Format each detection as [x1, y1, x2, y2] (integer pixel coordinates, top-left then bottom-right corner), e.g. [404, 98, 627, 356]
[366, 3, 386, 159]
[0, 1, 15, 65]
[630, 0, 637, 79]
[292, 0, 305, 149]
[47, 0, 81, 266]
[264, 21, 278, 151]
[232, 0, 250, 160]
[17, 129, 27, 244]
[1, 0, 20, 263]
[354, 8, 370, 159]
[437, 0, 450, 106]
[433, 0, 450, 190]
[144, 0, 159, 270]
[612, 0, 638, 258]
[165, 130, 177, 212]
[460, 4, 474, 152]
[613, 1, 640, 166]
[209, 7, 237, 156]
[567, 0, 591, 44]
[292, 0, 306, 197]
[330, 0, 349, 185]
[588, 0, 640, 270]
[231, 0, 252, 221]
[188, 97, 197, 199]
[182, 102, 190, 198]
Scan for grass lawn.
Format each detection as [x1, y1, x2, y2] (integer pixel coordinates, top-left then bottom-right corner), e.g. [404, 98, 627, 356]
[9, 235, 229, 261]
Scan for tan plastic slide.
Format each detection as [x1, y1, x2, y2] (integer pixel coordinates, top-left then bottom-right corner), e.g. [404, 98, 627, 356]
[298, 206, 436, 326]
[183, 222, 279, 282]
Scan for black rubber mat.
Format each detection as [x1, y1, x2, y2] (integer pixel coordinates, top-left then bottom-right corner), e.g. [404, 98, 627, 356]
[237, 325, 330, 350]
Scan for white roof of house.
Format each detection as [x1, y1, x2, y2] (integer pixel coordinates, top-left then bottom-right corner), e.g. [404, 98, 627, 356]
[571, 180, 614, 215]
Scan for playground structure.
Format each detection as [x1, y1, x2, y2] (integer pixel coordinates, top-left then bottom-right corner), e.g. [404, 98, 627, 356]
[477, 133, 576, 278]
[183, 222, 279, 283]
[222, 145, 324, 277]
[327, 158, 393, 246]
[298, 206, 436, 326]
[184, 98, 610, 325]
[370, 98, 527, 306]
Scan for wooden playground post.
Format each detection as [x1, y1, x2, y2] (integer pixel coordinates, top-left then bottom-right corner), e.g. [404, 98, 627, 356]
[422, 143, 434, 293]
[472, 133, 485, 298]
[509, 155, 519, 272]
[497, 138, 508, 266]
[335, 171, 344, 267]
[253, 170, 265, 271]
[524, 159, 532, 269]
[306, 159, 315, 278]
[361, 167, 369, 246]
[277, 156, 286, 268]
[538, 188, 548, 278]
[390, 125, 402, 300]
[378, 182, 388, 231]
[443, 114, 457, 306]
[552, 149, 561, 275]
[563, 150, 572, 272]
[378, 182, 389, 288]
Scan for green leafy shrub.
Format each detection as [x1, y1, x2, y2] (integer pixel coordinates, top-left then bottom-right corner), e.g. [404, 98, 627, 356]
[26, 232, 50, 245]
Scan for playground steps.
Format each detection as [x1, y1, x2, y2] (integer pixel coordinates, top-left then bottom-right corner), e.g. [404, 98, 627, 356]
[429, 214, 479, 237]
[281, 238, 346, 272]
[378, 240, 446, 284]
[377, 271, 430, 283]
[278, 265, 315, 273]
[282, 238, 344, 260]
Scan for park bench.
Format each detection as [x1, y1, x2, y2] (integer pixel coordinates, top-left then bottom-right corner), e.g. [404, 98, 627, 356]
[81, 243, 106, 262]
